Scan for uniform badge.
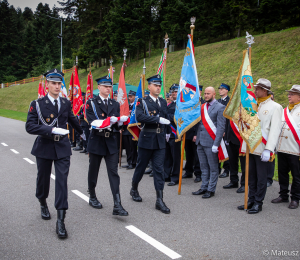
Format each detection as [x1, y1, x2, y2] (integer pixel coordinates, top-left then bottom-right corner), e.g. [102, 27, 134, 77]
[297, 112, 300, 117]
[46, 118, 50, 122]
[45, 100, 49, 104]
[263, 110, 269, 115]
[29, 106, 33, 112]
[50, 114, 54, 118]
[54, 69, 57, 73]
[106, 76, 109, 79]
[154, 110, 156, 114]
[102, 113, 105, 116]
[98, 100, 101, 104]
[86, 104, 89, 110]
[110, 102, 112, 105]
[149, 99, 152, 102]
[62, 100, 65, 104]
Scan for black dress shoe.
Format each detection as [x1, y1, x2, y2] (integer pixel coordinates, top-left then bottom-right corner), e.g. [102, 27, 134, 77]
[79, 149, 87, 153]
[155, 190, 170, 214]
[89, 197, 103, 209]
[130, 182, 142, 202]
[236, 186, 245, 193]
[271, 197, 289, 203]
[219, 171, 229, 178]
[149, 172, 153, 177]
[122, 164, 129, 168]
[237, 202, 254, 210]
[113, 194, 128, 216]
[144, 168, 152, 174]
[182, 173, 193, 178]
[247, 203, 262, 214]
[39, 199, 51, 220]
[167, 181, 178, 186]
[194, 177, 202, 183]
[202, 191, 215, 199]
[192, 189, 207, 195]
[56, 210, 68, 239]
[223, 182, 238, 189]
[127, 165, 135, 170]
[288, 200, 299, 209]
[73, 146, 83, 151]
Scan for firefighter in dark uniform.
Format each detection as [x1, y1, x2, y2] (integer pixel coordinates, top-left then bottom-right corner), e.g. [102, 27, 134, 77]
[122, 90, 138, 169]
[130, 75, 171, 214]
[164, 84, 181, 186]
[26, 69, 85, 239]
[79, 92, 90, 154]
[85, 75, 128, 216]
[217, 83, 231, 177]
[183, 85, 205, 182]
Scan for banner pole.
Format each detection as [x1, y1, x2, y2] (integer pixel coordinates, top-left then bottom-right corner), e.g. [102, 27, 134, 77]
[163, 34, 169, 100]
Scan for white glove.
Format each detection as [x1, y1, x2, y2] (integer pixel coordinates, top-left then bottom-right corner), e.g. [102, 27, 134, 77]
[80, 132, 86, 141]
[212, 145, 219, 153]
[110, 116, 118, 124]
[91, 120, 104, 128]
[159, 117, 170, 125]
[52, 127, 69, 135]
[120, 116, 129, 122]
[166, 134, 170, 142]
[261, 149, 271, 162]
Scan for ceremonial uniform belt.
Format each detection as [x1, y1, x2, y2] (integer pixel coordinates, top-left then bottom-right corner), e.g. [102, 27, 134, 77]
[142, 128, 164, 134]
[40, 134, 65, 141]
[93, 130, 114, 137]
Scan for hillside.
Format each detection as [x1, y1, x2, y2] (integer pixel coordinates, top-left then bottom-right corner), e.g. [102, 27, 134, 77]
[0, 27, 299, 114]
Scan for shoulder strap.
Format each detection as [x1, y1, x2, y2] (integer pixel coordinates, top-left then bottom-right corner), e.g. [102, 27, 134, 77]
[90, 100, 99, 120]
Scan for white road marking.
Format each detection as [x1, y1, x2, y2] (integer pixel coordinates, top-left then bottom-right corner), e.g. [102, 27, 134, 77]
[72, 190, 89, 203]
[10, 149, 19, 154]
[126, 225, 182, 259]
[51, 174, 55, 180]
[1, 143, 8, 146]
[23, 158, 35, 164]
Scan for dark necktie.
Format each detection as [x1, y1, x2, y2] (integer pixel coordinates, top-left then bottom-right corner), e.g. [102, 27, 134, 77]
[156, 99, 160, 107]
[104, 99, 108, 111]
[207, 103, 210, 110]
[54, 99, 58, 113]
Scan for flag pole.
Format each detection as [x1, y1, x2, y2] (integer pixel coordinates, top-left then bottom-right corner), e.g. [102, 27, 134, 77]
[109, 56, 113, 98]
[178, 16, 196, 195]
[142, 59, 146, 97]
[163, 33, 169, 100]
[244, 32, 255, 210]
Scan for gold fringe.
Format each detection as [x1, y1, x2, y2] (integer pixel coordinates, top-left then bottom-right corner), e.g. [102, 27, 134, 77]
[174, 115, 201, 142]
[223, 50, 262, 154]
[219, 157, 229, 163]
[127, 123, 142, 141]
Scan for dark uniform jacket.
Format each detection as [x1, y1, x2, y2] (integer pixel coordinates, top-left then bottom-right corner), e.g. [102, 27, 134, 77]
[86, 95, 120, 155]
[217, 96, 230, 142]
[136, 96, 168, 150]
[79, 106, 89, 127]
[25, 95, 83, 160]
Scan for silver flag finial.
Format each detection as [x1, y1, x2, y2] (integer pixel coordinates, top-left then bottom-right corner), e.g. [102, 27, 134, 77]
[245, 31, 255, 47]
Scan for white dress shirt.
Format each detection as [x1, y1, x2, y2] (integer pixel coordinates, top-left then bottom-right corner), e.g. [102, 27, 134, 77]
[47, 94, 61, 112]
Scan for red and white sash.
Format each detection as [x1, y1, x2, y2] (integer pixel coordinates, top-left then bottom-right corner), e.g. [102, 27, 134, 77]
[284, 107, 300, 148]
[201, 103, 228, 162]
[230, 120, 246, 155]
[261, 129, 274, 157]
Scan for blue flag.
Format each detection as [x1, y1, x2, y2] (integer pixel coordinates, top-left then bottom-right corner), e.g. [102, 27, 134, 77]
[174, 35, 201, 141]
[127, 78, 143, 140]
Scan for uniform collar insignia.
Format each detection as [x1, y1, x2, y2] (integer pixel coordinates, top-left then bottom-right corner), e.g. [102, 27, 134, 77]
[45, 100, 49, 104]
[54, 69, 57, 73]
[106, 76, 109, 79]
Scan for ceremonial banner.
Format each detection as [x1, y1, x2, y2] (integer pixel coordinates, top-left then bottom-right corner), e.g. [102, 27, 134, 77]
[223, 50, 261, 152]
[127, 78, 143, 140]
[174, 35, 201, 141]
[60, 77, 68, 99]
[68, 72, 73, 103]
[84, 70, 93, 121]
[44, 79, 48, 94]
[157, 52, 166, 99]
[72, 68, 83, 116]
[38, 79, 45, 98]
[117, 65, 129, 116]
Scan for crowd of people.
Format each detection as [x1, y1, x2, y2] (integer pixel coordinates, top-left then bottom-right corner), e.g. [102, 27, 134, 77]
[26, 68, 300, 239]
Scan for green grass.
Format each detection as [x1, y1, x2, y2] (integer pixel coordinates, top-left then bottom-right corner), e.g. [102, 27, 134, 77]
[0, 108, 27, 122]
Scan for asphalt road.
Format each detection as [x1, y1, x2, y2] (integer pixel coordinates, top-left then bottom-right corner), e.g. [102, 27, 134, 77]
[0, 116, 299, 260]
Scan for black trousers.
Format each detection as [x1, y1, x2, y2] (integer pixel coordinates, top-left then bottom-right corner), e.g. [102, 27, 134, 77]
[248, 154, 270, 205]
[267, 159, 275, 184]
[278, 152, 300, 202]
[133, 147, 165, 190]
[122, 135, 137, 165]
[36, 156, 70, 210]
[228, 142, 245, 186]
[82, 126, 90, 149]
[88, 152, 120, 196]
[185, 139, 201, 177]
[164, 138, 181, 182]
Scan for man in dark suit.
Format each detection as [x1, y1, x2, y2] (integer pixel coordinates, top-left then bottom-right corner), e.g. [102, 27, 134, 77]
[130, 75, 171, 214]
[217, 83, 230, 178]
[192, 87, 226, 198]
[122, 90, 137, 170]
[183, 85, 205, 183]
[164, 84, 181, 186]
[85, 75, 128, 216]
[26, 69, 85, 239]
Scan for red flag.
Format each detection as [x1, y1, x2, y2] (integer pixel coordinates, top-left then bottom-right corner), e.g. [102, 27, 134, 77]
[117, 65, 129, 116]
[44, 79, 48, 95]
[68, 72, 74, 103]
[72, 68, 83, 115]
[38, 79, 45, 98]
[84, 70, 93, 120]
